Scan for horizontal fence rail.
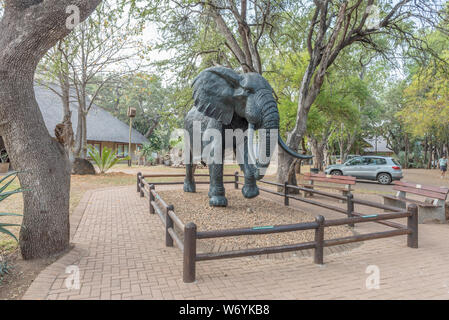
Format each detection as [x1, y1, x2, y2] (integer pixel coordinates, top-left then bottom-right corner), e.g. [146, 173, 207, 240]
[137, 172, 419, 283]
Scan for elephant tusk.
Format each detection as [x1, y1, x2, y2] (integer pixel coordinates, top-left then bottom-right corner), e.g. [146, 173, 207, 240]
[247, 123, 258, 166]
[278, 135, 313, 160]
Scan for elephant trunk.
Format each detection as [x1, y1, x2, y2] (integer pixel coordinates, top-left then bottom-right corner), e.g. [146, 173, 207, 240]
[248, 91, 312, 180]
[250, 94, 280, 180]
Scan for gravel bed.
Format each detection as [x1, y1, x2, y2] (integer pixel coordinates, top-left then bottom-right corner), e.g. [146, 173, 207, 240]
[157, 189, 355, 255]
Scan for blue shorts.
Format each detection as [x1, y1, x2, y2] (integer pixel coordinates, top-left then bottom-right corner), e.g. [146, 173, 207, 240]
[441, 166, 447, 172]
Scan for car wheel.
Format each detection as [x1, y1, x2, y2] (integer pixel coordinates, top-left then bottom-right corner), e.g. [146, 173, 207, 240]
[330, 170, 343, 176]
[377, 173, 392, 185]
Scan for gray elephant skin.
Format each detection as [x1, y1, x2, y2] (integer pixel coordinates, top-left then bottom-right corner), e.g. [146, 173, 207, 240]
[183, 66, 310, 207]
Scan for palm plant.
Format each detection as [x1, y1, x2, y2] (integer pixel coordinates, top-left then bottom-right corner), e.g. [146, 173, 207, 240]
[0, 171, 23, 241]
[0, 149, 8, 163]
[88, 145, 130, 174]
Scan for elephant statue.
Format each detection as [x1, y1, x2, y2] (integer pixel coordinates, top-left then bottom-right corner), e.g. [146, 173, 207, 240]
[183, 66, 311, 207]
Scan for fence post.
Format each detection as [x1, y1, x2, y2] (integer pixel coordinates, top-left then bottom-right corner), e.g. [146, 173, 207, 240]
[347, 193, 354, 228]
[407, 204, 418, 248]
[314, 215, 325, 265]
[234, 171, 239, 189]
[284, 182, 289, 206]
[183, 222, 197, 283]
[166, 205, 174, 247]
[137, 172, 141, 193]
[149, 185, 155, 214]
[140, 178, 145, 198]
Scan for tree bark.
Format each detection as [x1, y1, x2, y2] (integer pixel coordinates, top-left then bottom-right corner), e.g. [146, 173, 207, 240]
[0, 0, 101, 259]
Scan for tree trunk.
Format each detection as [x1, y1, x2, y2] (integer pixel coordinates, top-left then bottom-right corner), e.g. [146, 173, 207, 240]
[0, 70, 71, 259]
[0, 0, 101, 259]
[310, 138, 325, 172]
[73, 106, 84, 157]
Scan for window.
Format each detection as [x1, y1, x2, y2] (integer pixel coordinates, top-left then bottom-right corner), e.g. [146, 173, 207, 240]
[347, 158, 362, 166]
[373, 158, 387, 165]
[116, 144, 129, 157]
[361, 157, 372, 165]
[88, 143, 101, 157]
[392, 159, 400, 166]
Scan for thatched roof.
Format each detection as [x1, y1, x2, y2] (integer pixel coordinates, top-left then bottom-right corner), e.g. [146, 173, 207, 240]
[35, 84, 148, 145]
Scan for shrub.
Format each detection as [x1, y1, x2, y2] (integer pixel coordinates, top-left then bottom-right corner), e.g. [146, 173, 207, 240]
[0, 148, 8, 163]
[0, 172, 22, 242]
[88, 146, 130, 174]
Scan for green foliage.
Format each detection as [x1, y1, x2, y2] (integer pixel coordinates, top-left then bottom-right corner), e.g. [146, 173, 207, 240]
[0, 172, 22, 242]
[0, 148, 8, 163]
[88, 146, 130, 174]
[0, 258, 12, 284]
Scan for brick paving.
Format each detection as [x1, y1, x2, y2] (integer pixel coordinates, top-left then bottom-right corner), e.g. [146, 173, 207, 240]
[23, 185, 449, 300]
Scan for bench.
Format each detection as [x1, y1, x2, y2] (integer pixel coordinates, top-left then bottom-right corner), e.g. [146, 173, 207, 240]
[301, 173, 356, 202]
[383, 181, 449, 223]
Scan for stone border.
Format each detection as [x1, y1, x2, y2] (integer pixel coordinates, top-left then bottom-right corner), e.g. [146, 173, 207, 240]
[22, 190, 94, 300]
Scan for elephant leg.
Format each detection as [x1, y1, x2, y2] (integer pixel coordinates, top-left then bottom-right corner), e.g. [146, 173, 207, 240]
[184, 164, 196, 193]
[239, 137, 259, 199]
[208, 163, 227, 207]
[242, 168, 259, 199]
[184, 143, 196, 192]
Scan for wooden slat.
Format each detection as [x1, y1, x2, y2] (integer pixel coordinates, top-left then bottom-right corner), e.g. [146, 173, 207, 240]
[304, 172, 356, 182]
[383, 195, 437, 208]
[394, 181, 449, 193]
[167, 227, 184, 252]
[302, 175, 356, 185]
[324, 211, 410, 227]
[196, 241, 316, 261]
[257, 186, 284, 197]
[287, 194, 348, 214]
[168, 210, 185, 230]
[196, 221, 319, 239]
[351, 211, 406, 229]
[393, 185, 447, 200]
[151, 201, 166, 225]
[297, 183, 348, 191]
[324, 229, 410, 247]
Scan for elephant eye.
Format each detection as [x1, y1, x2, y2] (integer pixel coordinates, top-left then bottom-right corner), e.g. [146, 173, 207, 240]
[246, 88, 255, 94]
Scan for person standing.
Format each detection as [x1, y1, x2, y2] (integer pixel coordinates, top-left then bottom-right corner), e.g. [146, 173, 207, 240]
[439, 155, 448, 179]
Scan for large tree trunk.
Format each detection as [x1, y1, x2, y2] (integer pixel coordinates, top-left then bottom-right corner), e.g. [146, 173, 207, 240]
[310, 137, 325, 172]
[0, 0, 101, 259]
[0, 69, 71, 259]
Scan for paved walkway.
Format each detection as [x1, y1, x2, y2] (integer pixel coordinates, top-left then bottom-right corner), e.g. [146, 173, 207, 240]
[23, 185, 449, 300]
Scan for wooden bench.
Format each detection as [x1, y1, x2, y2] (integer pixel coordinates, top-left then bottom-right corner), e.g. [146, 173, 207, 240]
[383, 181, 449, 223]
[302, 173, 356, 202]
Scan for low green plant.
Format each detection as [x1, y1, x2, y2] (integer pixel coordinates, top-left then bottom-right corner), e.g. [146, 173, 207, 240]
[88, 145, 130, 174]
[0, 171, 23, 242]
[0, 258, 12, 283]
[0, 148, 8, 163]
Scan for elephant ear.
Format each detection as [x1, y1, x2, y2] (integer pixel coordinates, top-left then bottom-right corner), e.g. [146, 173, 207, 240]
[192, 66, 243, 125]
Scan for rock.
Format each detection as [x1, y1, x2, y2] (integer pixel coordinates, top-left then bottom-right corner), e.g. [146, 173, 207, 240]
[72, 158, 96, 175]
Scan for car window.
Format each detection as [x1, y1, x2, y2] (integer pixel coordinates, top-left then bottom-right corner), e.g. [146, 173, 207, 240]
[372, 158, 387, 165]
[347, 158, 362, 166]
[361, 157, 372, 165]
[392, 159, 400, 166]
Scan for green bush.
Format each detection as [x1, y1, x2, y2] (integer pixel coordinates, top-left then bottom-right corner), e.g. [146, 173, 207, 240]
[88, 146, 130, 174]
[0, 172, 22, 242]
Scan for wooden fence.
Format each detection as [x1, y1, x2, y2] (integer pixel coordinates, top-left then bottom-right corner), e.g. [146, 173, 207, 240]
[137, 172, 418, 283]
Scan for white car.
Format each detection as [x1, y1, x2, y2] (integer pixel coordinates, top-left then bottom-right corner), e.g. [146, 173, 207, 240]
[324, 156, 403, 185]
